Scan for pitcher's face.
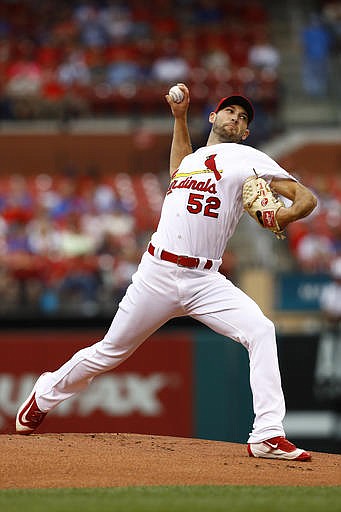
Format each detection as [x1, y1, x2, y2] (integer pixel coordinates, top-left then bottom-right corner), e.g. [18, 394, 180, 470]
[209, 105, 250, 143]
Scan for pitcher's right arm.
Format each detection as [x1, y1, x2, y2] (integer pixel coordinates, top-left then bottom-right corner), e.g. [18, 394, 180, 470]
[165, 83, 192, 177]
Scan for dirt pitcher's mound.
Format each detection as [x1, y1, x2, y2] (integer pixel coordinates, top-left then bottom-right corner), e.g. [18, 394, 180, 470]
[1, 433, 340, 489]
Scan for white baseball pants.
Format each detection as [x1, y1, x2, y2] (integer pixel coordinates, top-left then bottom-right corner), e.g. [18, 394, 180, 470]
[35, 251, 286, 443]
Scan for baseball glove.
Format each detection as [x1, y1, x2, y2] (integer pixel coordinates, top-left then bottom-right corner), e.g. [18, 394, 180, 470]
[242, 172, 286, 239]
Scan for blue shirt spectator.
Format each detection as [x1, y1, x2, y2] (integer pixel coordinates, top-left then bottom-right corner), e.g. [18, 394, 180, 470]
[301, 14, 332, 96]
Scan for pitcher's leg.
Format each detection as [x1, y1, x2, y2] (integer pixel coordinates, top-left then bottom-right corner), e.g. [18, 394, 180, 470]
[36, 263, 183, 412]
[190, 284, 285, 443]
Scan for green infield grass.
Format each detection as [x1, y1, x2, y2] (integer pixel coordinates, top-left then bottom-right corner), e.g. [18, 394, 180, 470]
[0, 485, 340, 512]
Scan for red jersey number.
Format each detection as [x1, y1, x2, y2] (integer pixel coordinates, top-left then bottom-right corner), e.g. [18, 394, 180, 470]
[187, 193, 220, 218]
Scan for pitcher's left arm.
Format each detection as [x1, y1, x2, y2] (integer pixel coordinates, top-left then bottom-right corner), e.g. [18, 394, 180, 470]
[271, 178, 317, 229]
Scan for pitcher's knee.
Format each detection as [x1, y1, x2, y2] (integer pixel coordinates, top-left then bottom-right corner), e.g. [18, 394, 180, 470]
[249, 314, 275, 345]
[97, 336, 139, 366]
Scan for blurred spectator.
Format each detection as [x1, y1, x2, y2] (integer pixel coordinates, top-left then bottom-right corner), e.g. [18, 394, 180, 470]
[151, 41, 190, 84]
[295, 219, 336, 273]
[300, 13, 332, 97]
[248, 32, 280, 72]
[89, 209, 135, 249]
[49, 4, 79, 46]
[6, 221, 31, 254]
[86, 47, 108, 86]
[320, 257, 341, 322]
[106, 51, 140, 87]
[5, 38, 42, 95]
[328, 218, 341, 255]
[57, 255, 100, 313]
[73, 2, 108, 47]
[2, 174, 34, 223]
[112, 243, 140, 301]
[201, 45, 231, 75]
[100, 2, 134, 43]
[57, 47, 90, 86]
[50, 177, 87, 220]
[59, 213, 96, 258]
[323, 1, 341, 52]
[27, 209, 61, 258]
[0, 266, 21, 313]
[54, 46, 91, 118]
[5, 38, 43, 118]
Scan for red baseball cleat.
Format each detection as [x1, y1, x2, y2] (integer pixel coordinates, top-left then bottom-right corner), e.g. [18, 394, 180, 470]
[247, 436, 311, 461]
[16, 374, 49, 435]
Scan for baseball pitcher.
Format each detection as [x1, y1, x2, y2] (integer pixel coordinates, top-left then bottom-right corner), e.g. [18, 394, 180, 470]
[16, 84, 317, 461]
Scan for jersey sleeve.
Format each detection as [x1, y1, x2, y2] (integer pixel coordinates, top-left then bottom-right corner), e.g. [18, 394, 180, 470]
[248, 148, 297, 183]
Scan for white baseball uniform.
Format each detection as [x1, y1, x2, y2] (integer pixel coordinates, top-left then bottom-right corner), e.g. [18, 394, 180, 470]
[34, 142, 295, 443]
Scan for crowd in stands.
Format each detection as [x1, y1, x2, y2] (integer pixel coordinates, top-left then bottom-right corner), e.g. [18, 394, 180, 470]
[0, 0, 283, 316]
[0, 171, 164, 316]
[0, 0, 281, 140]
[0, 168, 340, 317]
[287, 170, 341, 274]
[0, 1, 339, 316]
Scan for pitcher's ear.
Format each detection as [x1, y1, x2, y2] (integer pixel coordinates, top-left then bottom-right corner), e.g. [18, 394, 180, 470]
[209, 112, 216, 124]
[242, 129, 250, 140]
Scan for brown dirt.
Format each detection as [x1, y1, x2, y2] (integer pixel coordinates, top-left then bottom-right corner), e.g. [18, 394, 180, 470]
[0, 433, 340, 489]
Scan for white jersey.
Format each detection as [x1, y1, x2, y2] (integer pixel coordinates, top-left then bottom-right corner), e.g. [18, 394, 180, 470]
[151, 143, 294, 260]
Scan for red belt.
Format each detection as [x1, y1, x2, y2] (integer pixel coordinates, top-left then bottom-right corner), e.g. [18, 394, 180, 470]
[148, 243, 213, 270]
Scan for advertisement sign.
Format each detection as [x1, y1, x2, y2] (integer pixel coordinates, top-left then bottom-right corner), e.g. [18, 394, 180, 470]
[276, 273, 330, 311]
[0, 330, 193, 436]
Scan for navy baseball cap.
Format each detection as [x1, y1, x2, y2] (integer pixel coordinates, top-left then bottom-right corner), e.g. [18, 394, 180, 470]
[214, 95, 254, 124]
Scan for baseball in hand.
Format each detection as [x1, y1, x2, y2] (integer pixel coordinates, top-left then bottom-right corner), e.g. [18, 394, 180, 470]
[168, 85, 184, 103]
